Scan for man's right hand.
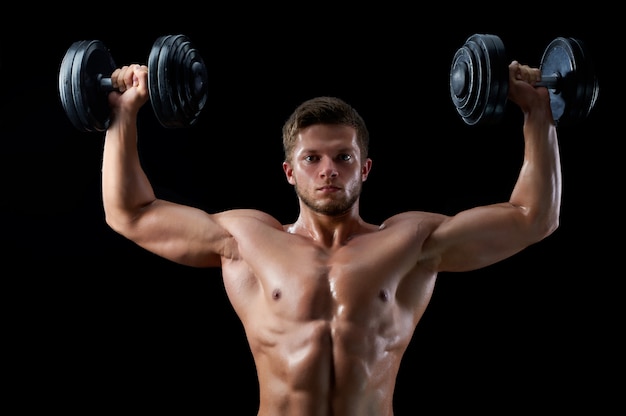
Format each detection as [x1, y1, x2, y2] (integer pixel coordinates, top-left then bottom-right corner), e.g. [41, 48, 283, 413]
[107, 64, 150, 118]
[507, 60, 552, 118]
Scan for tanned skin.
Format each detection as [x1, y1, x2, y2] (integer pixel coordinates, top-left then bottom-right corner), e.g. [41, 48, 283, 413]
[102, 59, 560, 415]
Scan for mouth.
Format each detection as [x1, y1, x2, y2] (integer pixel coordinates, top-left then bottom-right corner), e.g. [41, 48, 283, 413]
[318, 185, 341, 193]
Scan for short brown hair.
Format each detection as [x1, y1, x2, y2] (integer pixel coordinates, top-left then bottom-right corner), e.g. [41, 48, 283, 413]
[282, 96, 369, 163]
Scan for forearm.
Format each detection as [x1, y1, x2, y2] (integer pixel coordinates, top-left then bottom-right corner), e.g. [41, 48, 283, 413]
[509, 109, 561, 239]
[102, 112, 156, 231]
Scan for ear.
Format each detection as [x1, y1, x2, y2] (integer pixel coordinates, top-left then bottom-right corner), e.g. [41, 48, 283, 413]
[361, 158, 372, 182]
[283, 161, 296, 185]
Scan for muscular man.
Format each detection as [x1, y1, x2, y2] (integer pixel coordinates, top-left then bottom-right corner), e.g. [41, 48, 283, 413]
[102, 59, 560, 415]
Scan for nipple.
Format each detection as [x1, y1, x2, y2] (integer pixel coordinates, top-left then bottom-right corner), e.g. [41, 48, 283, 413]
[378, 289, 389, 302]
[272, 289, 282, 300]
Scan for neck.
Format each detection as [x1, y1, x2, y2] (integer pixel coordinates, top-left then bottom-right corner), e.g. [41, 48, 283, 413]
[287, 207, 365, 248]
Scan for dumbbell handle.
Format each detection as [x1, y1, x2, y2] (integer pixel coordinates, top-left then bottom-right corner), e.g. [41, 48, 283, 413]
[97, 75, 114, 92]
[535, 74, 558, 88]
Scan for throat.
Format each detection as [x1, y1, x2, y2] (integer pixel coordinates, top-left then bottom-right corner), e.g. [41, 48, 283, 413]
[286, 218, 369, 248]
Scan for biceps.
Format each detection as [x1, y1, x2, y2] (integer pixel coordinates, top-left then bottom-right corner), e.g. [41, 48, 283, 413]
[132, 200, 229, 267]
[431, 203, 531, 272]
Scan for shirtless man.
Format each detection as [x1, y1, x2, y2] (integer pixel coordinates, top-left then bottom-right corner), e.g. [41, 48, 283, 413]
[102, 58, 560, 415]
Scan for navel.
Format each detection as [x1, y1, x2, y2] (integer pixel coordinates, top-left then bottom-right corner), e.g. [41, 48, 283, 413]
[272, 288, 282, 300]
[378, 289, 389, 302]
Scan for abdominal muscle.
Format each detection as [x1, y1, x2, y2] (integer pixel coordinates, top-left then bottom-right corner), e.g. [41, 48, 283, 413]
[248, 309, 403, 416]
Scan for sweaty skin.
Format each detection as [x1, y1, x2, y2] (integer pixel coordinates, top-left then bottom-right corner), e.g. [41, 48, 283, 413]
[102, 60, 559, 415]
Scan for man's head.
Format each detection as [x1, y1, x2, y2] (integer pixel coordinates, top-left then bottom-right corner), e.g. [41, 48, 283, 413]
[282, 96, 369, 165]
[282, 97, 372, 217]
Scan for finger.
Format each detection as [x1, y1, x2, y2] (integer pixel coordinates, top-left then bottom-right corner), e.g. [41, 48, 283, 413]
[530, 67, 542, 84]
[113, 66, 131, 92]
[121, 64, 141, 91]
[110, 68, 121, 90]
[509, 60, 524, 80]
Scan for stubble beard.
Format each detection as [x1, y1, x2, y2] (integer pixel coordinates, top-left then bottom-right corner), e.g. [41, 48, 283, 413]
[295, 181, 362, 217]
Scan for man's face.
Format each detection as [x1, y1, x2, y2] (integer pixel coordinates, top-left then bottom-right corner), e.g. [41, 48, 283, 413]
[283, 124, 372, 216]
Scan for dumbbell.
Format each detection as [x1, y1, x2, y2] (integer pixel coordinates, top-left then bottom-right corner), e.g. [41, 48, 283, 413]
[449, 33, 599, 126]
[58, 34, 208, 132]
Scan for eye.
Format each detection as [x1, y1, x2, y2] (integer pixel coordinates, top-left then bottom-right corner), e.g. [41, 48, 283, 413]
[304, 155, 319, 163]
[339, 154, 352, 161]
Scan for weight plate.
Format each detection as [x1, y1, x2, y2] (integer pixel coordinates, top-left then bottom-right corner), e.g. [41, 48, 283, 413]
[59, 41, 86, 131]
[59, 40, 115, 132]
[540, 37, 599, 124]
[450, 34, 508, 126]
[175, 40, 208, 125]
[148, 34, 208, 128]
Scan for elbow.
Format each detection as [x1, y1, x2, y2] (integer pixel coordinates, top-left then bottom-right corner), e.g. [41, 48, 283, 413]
[528, 206, 560, 243]
[514, 187, 561, 243]
[103, 208, 136, 238]
[103, 198, 155, 238]
[540, 215, 559, 240]
[104, 213, 125, 236]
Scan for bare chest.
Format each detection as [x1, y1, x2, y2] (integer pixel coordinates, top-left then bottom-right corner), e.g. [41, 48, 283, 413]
[227, 237, 422, 322]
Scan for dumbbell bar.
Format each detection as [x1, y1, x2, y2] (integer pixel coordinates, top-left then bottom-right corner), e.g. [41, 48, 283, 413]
[58, 34, 208, 132]
[449, 34, 599, 126]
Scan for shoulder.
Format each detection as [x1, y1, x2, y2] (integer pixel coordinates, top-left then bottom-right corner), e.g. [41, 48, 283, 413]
[214, 208, 284, 231]
[380, 211, 449, 231]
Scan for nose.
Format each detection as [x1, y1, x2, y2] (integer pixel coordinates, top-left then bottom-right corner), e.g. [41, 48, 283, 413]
[320, 158, 338, 178]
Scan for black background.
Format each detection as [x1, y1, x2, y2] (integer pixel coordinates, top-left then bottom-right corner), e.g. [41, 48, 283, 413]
[1, 9, 619, 415]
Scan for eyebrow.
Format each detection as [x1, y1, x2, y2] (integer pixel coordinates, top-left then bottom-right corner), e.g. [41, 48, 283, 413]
[300, 146, 356, 154]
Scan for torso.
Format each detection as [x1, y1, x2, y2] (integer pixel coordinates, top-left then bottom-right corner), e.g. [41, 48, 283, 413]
[217, 210, 442, 416]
